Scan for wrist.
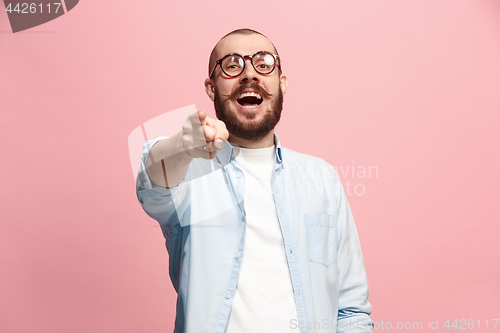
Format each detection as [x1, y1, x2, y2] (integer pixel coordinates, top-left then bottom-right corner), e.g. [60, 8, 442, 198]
[178, 130, 197, 160]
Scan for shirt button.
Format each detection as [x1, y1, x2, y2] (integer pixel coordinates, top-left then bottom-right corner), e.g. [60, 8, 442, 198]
[225, 294, 231, 299]
[235, 253, 240, 259]
[241, 211, 245, 217]
[237, 172, 242, 179]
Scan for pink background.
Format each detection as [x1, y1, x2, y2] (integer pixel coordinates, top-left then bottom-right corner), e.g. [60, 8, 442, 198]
[1, 0, 499, 332]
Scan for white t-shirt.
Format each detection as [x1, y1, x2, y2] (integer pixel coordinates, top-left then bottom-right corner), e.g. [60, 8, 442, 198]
[225, 145, 298, 332]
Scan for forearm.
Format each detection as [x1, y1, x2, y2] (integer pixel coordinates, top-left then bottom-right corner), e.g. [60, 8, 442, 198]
[145, 131, 193, 188]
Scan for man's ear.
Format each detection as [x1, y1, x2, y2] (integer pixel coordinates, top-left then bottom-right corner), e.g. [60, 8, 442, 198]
[279, 74, 288, 95]
[205, 78, 215, 101]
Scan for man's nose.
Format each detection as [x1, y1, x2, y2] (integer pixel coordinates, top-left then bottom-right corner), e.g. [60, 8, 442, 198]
[239, 57, 259, 82]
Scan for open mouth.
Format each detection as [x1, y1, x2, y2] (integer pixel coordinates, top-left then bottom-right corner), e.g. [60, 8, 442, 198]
[237, 92, 263, 108]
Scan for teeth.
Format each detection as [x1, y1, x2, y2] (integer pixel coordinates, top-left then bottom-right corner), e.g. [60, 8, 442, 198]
[238, 92, 262, 100]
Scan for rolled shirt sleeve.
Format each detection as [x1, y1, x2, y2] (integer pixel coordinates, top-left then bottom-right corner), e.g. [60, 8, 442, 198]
[136, 137, 190, 228]
[332, 167, 374, 332]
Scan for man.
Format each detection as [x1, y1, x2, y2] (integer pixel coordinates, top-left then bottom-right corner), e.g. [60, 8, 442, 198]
[136, 29, 373, 333]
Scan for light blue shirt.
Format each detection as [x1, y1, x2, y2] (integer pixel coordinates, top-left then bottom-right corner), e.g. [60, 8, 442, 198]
[136, 135, 373, 333]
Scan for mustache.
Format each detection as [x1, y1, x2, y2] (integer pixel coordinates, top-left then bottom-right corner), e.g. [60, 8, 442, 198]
[222, 83, 273, 100]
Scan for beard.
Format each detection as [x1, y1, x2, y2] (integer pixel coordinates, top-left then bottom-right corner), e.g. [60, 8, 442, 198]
[214, 82, 283, 141]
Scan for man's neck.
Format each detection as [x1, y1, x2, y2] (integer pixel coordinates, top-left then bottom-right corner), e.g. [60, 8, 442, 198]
[228, 130, 275, 149]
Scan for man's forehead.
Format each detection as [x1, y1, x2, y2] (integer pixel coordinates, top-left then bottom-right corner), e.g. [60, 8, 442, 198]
[215, 33, 277, 58]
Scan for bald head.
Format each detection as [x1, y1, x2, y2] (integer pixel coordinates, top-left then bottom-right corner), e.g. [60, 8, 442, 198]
[208, 29, 280, 78]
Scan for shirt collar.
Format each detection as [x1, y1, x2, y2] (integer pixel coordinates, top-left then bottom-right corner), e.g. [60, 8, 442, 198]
[216, 133, 284, 169]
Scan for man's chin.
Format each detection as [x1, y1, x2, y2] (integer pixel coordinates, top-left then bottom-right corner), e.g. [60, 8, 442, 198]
[220, 111, 277, 141]
[214, 88, 283, 141]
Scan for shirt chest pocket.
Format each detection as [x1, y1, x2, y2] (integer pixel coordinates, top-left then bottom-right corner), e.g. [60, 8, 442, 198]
[304, 214, 338, 267]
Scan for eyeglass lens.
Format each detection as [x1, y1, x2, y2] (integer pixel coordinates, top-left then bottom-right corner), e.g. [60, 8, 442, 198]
[221, 52, 276, 76]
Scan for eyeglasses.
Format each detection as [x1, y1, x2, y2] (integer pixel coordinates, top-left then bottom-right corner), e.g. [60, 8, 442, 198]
[209, 51, 280, 78]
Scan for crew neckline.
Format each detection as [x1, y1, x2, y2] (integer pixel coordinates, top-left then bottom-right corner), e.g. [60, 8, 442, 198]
[235, 145, 276, 163]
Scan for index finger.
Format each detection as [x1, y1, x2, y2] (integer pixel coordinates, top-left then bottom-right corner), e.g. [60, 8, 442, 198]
[198, 110, 207, 126]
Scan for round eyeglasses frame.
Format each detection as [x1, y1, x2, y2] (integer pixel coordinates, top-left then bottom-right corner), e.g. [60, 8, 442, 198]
[209, 51, 281, 78]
